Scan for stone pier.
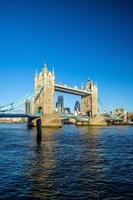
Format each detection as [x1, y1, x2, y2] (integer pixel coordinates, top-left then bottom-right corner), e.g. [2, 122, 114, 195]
[89, 115, 107, 126]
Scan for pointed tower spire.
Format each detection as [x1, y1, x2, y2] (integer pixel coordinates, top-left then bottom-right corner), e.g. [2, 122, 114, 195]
[35, 69, 38, 77]
[87, 77, 91, 81]
[42, 62, 47, 68]
[35, 69, 38, 76]
[52, 66, 54, 75]
[42, 61, 48, 74]
[81, 82, 84, 89]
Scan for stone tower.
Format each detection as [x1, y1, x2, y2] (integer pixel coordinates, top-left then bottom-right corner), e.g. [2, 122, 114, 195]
[34, 64, 55, 115]
[81, 80, 98, 116]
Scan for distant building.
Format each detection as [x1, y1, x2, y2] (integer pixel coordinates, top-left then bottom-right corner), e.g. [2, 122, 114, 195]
[56, 96, 64, 114]
[74, 101, 81, 116]
[64, 107, 71, 114]
[30, 98, 35, 114]
[25, 100, 30, 114]
[127, 112, 133, 123]
[25, 98, 34, 115]
[113, 108, 127, 123]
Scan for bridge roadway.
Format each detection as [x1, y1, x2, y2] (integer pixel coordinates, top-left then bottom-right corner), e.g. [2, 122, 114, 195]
[0, 113, 90, 121]
[60, 113, 90, 121]
[0, 113, 39, 119]
[0, 113, 123, 124]
[54, 83, 92, 96]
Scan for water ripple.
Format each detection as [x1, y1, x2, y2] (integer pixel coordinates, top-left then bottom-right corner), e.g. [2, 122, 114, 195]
[0, 124, 133, 199]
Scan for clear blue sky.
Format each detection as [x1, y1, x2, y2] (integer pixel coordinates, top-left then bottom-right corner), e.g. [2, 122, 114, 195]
[0, 0, 132, 111]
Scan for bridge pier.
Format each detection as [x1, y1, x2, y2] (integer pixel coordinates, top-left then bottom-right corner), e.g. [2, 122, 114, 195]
[27, 117, 34, 128]
[36, 118, 42, 142]
[33, 113, 62, 127]
[89, 115, 107, 126]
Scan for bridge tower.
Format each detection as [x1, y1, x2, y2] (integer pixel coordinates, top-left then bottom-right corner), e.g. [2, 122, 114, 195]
[81, 80, 98, 116]
[34, 64, 55, 115]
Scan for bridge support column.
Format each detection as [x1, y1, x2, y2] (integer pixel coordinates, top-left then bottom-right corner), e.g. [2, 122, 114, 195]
[27, 118, 34, 128]
[37, 118, 42, 142]
[81, 95, 92, 116]
[33, 113, 62, 127]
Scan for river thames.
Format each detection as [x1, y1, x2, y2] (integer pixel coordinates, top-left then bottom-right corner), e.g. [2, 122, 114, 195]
[0, 124, 133, 200]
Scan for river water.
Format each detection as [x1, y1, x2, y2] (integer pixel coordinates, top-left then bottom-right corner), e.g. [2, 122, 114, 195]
[0, 124, 133, 200]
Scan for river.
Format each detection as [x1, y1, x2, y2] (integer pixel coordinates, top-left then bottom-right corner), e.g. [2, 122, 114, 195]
[0, 124, 133, 200]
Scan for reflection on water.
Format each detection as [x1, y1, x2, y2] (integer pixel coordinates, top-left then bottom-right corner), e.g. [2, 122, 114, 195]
[0, 124, 133, 200]
[27, 128, 58, 199]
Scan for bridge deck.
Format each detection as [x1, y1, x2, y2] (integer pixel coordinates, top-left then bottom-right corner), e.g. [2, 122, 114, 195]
[55, 83, 91, 96]
[0, 113, 39, 119]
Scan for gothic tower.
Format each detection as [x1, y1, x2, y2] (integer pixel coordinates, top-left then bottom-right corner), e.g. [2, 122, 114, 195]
[81, 80, 98, 116]
[34, 64, 55, 115]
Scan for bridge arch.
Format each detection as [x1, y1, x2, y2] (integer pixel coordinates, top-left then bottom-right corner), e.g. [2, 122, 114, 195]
[38, 106, 43, 114]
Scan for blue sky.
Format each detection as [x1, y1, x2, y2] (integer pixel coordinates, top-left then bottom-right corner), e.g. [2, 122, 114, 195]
[0, 0, 132, 112]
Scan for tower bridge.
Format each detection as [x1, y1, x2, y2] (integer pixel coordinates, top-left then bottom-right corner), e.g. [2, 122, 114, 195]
[34, 64, 98, 118]
[0, 63, 126, 127]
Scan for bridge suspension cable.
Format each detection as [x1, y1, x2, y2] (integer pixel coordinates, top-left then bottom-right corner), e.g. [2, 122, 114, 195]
[98, 98, 125, 120]
[0, 93, 34, 113]
[0, 86, 44, 113]
[34, 86, 44, 104]
[98, 98, 111, 115]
